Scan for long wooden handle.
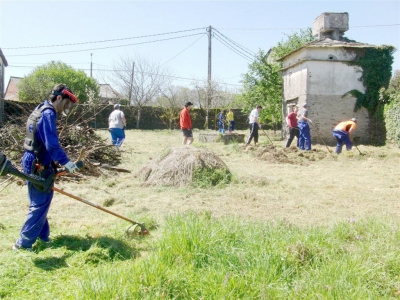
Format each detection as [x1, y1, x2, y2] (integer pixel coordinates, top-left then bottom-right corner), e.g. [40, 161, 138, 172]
[52, 187, 144, 226]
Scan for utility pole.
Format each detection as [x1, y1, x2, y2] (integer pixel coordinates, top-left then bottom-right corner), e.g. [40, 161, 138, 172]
[129, 62, 135, 107]
[90, 53, 93, 77]
[206, 25, 212, 129]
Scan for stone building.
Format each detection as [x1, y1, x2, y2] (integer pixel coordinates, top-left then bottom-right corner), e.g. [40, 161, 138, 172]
[278, 12, 381, 145]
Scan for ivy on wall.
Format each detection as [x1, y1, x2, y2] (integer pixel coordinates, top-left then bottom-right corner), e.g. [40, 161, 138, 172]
[382, 71, 400, 147]
[343, 45, 396, 145]
[344, 45, 395, 114]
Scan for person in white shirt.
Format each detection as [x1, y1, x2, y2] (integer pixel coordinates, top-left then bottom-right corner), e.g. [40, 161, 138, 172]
[108, 104, 126, 147]
[246, 105, 262, 145]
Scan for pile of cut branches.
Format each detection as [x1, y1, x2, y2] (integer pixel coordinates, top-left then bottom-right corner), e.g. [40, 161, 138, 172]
[0, 103, 122, 180]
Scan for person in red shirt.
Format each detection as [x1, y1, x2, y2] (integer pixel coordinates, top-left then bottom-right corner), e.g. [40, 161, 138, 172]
[180, 102, 194, 145]
[285, 105, 299, 147]
[332, 118, 357, 154]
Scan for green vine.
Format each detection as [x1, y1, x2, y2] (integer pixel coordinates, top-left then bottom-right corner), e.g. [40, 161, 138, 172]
[344, 46, 395, 114]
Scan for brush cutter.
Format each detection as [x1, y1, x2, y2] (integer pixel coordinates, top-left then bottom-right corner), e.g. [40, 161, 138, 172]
[309, 122, 332, 153]
[0, 151, 149, 236]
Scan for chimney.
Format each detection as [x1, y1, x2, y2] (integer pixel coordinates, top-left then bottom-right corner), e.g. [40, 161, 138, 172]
[312, 12, 349, 40]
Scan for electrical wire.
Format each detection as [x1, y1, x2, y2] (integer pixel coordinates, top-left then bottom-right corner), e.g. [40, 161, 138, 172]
[160, 33, 206, 66]
[213, 34, 253, 62]
[7, 65, 243, 87]
[215, 24, 400, 30]
[3, 27, 207, 50]
[213, 28, 256, 57]
[6, 33, 206, 57]
[213, 31, 255, 60]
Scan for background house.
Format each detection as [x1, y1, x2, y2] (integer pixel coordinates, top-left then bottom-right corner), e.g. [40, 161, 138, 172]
[4, 76, 22, 101]
[99, 83, 123, 104]
[278, 12, 378, 145]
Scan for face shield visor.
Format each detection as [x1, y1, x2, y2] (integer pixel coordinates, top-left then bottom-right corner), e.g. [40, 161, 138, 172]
[60, 88, 78, 116]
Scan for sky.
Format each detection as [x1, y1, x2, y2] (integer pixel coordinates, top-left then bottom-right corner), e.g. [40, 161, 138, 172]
[1, 0, 399, 92]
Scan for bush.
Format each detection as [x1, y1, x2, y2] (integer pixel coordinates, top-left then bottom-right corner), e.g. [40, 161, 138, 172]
[192, 167, 232, 187]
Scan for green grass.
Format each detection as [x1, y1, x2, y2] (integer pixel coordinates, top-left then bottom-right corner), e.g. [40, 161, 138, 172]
[2, 129, 400, 299]
[3, 214, 398, 299]
[75, 215, 400, 299]
[192, 167, 233, 188]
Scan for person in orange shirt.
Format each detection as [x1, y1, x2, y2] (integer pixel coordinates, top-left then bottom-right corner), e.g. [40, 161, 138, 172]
[332, 118, 357, 154]
[180, 102, 194, 145]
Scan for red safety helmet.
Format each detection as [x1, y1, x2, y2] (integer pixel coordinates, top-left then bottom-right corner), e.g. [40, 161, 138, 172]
[52, 84, 78, 103]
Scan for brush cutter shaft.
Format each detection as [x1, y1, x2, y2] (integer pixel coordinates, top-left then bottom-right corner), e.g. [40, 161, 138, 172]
[52, 187, 144, 227]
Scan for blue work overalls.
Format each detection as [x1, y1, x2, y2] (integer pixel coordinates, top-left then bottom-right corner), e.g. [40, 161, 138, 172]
[17, 101, 69, 248]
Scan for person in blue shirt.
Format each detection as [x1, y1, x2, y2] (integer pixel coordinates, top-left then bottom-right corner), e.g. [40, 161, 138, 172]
[297, 103, 313, 151]
[217, 110, 225, 133]
[13, 84, 80, 252]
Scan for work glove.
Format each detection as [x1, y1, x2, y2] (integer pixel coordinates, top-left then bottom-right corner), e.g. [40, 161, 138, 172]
[308, 119, 313, 124]
[63, 161, 79, 173]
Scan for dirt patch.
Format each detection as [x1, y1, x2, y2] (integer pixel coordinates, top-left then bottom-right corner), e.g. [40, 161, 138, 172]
[245, 145, 334, 165]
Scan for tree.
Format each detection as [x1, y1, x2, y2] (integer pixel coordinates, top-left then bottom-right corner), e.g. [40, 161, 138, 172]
[156, 85, 190, 129]
[383, 70, 400, 147]
[190, 78, 239, 128]
[270, 28, 314, 61]
[18, 61, 100, 103]
[239, 28, 315, 131]
[112, 54, 173, 129]
[239, 50, 282, 130]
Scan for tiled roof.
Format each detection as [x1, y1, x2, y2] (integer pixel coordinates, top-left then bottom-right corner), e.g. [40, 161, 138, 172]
[277, 37, 376, 61]
[5, 76, 22, 101]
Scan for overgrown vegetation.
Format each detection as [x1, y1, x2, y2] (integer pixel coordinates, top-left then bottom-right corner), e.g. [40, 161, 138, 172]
[345, 46, 395, 113]
[239, 28, 314, 128]
[26, 214, 400, 299]
[343, 46, 395, 145]
[17, 61, 100, 104]
[192, 167, 232, 187]
[383, 70, 400, 147]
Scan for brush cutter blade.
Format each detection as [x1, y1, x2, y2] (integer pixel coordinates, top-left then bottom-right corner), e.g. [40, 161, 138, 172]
[126, 224, 149, 237]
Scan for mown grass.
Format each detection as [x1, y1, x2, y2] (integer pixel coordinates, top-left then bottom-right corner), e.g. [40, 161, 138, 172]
[1, 129, 400, 299]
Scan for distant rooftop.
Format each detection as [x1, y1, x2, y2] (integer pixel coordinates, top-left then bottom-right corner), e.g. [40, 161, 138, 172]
[99, 83, 122, 100]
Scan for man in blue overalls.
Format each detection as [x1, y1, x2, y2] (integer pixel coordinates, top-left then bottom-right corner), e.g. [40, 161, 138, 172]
[13, 84, 80, 251]
[297, 103, 313, 151]
[217, 111, 225, 133]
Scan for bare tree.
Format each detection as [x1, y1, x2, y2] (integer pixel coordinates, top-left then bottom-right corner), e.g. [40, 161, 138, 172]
[156, 85, 191, 129]
[190, 78, 239, 128]
[112, 54, 173, 129]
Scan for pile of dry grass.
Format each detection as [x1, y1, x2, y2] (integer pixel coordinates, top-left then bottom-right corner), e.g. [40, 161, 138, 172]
[138, 146, 230, 186]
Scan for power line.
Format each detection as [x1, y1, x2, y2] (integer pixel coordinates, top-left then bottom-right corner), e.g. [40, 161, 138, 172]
[3, 27, 207, 50]
[6, 33, 206, 57]
[160, 33, 206, 66]
[213, 28, 256, 56]
[213, 33, 253, 62]
[215, 24, 400, 30]
[7, 65, 243, 87]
